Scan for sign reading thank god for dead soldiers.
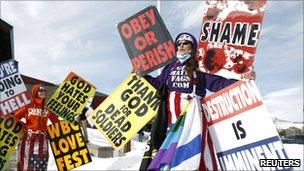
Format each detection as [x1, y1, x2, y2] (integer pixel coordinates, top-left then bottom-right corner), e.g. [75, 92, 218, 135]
[117, 5, 176, 76]
[0, 115, 23, 170]
[197, 0, 267, 80]
[47, 120, 91, 171]
[46, 72, 96, 123]
[0, 59, 31, 116]
[91, 74, 160, 150]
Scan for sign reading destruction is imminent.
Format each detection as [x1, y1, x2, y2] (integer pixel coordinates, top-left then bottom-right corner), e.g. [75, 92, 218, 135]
[0, 59, 31, 116]
[201, 80, 289, 170]
[0, 115, 23, 170]
[90, 74, 160, 150]
[46, 72, 96, 123]
[47, 120, 92, 171]
[117, 5, 176, 76]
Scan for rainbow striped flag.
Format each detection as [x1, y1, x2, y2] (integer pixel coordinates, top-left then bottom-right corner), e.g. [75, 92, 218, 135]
[148, 97, 203, 170]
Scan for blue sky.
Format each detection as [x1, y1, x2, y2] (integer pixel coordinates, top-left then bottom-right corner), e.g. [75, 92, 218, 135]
[1, 1, 303, 122]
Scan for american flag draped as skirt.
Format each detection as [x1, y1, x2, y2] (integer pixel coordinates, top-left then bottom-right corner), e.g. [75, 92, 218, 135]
[17, 130, 49, 171]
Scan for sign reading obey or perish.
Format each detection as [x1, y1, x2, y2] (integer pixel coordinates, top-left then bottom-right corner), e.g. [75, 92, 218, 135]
[117, 5, 176, 76]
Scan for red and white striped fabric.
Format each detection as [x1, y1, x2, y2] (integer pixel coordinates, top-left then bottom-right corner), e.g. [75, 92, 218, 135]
[167, 91, 218, 171]
[17, 130, 49, 171]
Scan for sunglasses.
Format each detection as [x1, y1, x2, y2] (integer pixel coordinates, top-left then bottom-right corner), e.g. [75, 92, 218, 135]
[38, 86, 46, 93]
[177, 41, 191, 46]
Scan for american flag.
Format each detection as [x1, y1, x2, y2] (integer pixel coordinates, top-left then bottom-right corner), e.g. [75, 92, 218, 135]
[17, 131, 49, 171]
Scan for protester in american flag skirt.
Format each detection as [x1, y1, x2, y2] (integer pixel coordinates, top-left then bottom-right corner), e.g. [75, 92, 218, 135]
[14, 84, 60, 171]
[141, 32, 255, 170]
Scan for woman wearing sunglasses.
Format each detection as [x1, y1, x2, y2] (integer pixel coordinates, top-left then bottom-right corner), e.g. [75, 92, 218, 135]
[14, 84, 60, 171]
[140, 32, 255, 170]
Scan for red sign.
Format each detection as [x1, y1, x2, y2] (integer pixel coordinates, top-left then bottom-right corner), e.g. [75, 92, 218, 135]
[197, 0, 267, 80]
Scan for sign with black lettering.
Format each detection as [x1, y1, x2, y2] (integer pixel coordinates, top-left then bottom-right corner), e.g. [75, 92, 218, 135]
[0, 59, 31, 116]
[0, 115, 23, 170]
[46, 72, 96, 123]
[90, 74, 160, 150]
[117, 5, 176, 76]
[197, 0, 267, 80]
[201, 80, 289, 170]
[47, 120, 92, 171]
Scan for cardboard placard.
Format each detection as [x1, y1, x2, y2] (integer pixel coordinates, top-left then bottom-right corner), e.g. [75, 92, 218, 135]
[197, 0, 267, 79]
[201, 80, 289, 170]
[0, 115, 23, 170]
[47, 120, 92, 171]
[46, 72, 96, 123]
[117, 5, 176, 75]
[0, 59, 31, 116]
[90, 74, 160, 150]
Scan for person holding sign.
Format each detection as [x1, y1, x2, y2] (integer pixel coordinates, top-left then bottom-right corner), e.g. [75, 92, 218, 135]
[139, 32, 255, 170]
[14, 84, 60, 171]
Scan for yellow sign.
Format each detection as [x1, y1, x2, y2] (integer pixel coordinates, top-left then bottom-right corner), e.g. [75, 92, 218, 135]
[46, 72, 96, 123]
[47, 120, 92, 171]
[0, 115, 23, 170]
[90, 74, 160, 150]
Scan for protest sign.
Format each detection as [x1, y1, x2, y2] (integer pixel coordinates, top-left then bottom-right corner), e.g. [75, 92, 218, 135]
[117, 5, 176, 76]
[46, 72, 96, 123]
[197, 0, 267, 80]
[0, 59, 31, 116]
[47, 120, 91, 171]
[0, 115, 23, 170]
[201, 80, 289, 170]
[90, 74, 160, 150]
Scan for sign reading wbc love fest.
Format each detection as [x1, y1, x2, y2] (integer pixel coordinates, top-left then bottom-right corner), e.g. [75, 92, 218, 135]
[46, 72, 96, 123]
[197, 0, 266, 80]
[90, 74, 160, 150]
[0, 115, 23, 170]
[117, 5, 176, 76]
[0, 59, 31, 116]
[47, 120, 91, 171]
[201, 80, 289, 170]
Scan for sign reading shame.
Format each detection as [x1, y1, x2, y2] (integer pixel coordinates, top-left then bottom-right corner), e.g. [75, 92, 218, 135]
[0, 59, 31, 116]
[201, 80, 289, 170]
[47, 120, 91, 171]
[197, 0, 267, 80]
[90, 74, 160, 150]
[46, 72, 96, 123]
[117, 5, 176, 76]
[0, 115, 23, 170]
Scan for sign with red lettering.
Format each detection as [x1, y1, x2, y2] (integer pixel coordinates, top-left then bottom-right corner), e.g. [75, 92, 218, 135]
[117, 5, 176, 76]
[0, 59, 31, 116]
[47, 120, 92, 171]
[201, 80, 289, 170]
[197, 0, 267, 80]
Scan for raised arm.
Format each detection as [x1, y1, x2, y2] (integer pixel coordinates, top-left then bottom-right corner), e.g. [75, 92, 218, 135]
[204, 73, 237, 92]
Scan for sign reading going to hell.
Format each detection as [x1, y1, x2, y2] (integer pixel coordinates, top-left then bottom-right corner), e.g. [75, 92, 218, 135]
[0, 59, 31, 116]
[197, 0, 267, 80]
[47, 120, 92, 171]
[0, 115, 23, 170]
[90, 74, 160, 150]
[117, 5, 176, 76]
[46, 72, 96, 123]
[201, 80, 289, 170]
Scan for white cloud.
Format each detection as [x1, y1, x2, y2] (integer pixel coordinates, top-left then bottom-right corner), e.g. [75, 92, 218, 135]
[263, 86, 303, 122]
